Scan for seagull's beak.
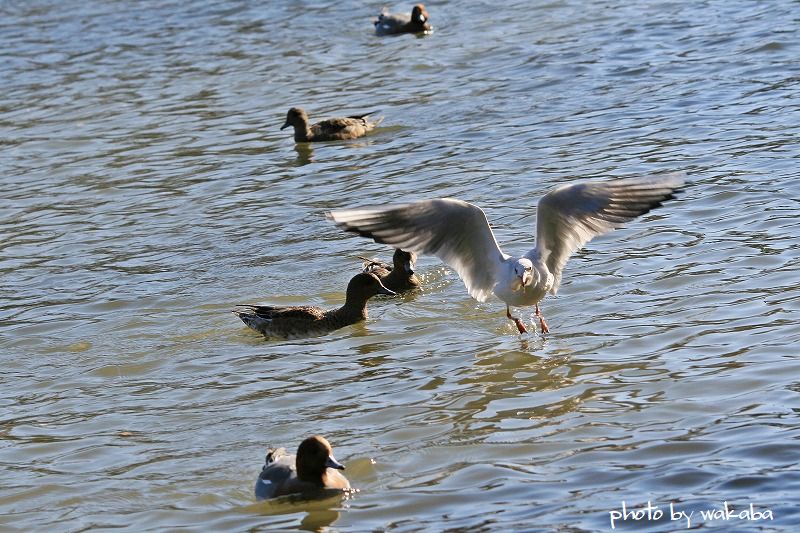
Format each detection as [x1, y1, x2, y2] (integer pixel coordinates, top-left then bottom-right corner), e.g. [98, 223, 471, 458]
[326, 455, 345, 471]
[514, 272, 532, 291]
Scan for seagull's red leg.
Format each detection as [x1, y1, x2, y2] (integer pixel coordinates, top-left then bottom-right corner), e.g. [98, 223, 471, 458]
[535, 304, 550, 334]
[506, 306, 528, 334]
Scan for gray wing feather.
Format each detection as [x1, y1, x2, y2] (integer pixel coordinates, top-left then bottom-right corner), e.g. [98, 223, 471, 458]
[528, 172, 685, 294]
[329, 198, 508, 302]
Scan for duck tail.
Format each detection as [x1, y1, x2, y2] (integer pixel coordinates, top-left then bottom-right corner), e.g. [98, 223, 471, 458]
[231, 304, 260, 317]
[348, 110, 379, 120]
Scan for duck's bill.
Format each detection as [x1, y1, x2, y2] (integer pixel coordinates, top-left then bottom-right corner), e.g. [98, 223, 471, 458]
[326, 455, 345, 470]
[280, 121, 290, 130]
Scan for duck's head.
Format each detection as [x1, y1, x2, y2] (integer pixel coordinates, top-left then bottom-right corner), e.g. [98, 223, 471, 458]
[347, 272, 396, 300]
[511, 258, 534, 291]
[296, 435, 345, 482]
[281, 107, 308, 130]
[392, 249, 417, 275]
[412, 4, 429, 24]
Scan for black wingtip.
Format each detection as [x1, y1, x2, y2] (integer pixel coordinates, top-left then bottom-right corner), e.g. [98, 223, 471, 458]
[349, 226, 388, 244]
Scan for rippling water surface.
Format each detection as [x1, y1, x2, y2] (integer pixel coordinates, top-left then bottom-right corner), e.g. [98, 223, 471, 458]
[2, 0, 799, 531]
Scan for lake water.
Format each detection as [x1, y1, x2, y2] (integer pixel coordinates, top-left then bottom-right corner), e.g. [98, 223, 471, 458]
[2, 0, 799, 531]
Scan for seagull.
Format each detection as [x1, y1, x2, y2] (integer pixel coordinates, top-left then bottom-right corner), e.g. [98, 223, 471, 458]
[328, 173, 684, 334]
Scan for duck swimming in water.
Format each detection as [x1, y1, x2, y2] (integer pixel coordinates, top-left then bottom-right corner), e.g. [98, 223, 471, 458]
[233, 272, 394, 339]
[255, 435, 350, 500]
[280, 107, 383, 142]
[374, 4, 432, 36]
[360, 249, 420, 294]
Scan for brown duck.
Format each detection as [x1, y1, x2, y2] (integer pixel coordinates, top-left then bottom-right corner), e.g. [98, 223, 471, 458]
[233, 272, 394, 338]
[374, 4, 432, 36]
[360, 249, 420, 293]
[255, 435, 350, 500]
[280, 107, 383, 142]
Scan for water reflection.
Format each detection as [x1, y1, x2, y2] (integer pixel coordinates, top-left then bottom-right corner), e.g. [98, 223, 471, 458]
[299, 509, 341, 532]
[244, 492, 349, 532]
[294, 143, 314, 165]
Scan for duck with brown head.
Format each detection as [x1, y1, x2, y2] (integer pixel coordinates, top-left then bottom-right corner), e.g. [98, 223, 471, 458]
[232, 272, 394, 339]
[361, 249, 420, 293]
[280, 107, 383, 142]
[255, 435, 350, 500]
[374, 4, 432, 36]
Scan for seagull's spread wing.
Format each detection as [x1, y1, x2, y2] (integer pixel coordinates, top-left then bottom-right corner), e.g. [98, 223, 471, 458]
[528, 172, 685, 294]
[329, 198, 508, 302]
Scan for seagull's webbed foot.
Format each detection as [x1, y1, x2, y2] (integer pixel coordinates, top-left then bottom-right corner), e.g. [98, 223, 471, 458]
[506, 306, 528, 334]
[535, 304, 550, 334]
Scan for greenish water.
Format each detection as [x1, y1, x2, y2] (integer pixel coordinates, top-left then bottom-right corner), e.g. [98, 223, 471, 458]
[2, 0, 799, 531]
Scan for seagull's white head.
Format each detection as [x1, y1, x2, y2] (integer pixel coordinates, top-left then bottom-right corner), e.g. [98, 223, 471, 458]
[511, 258, 534, 291]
